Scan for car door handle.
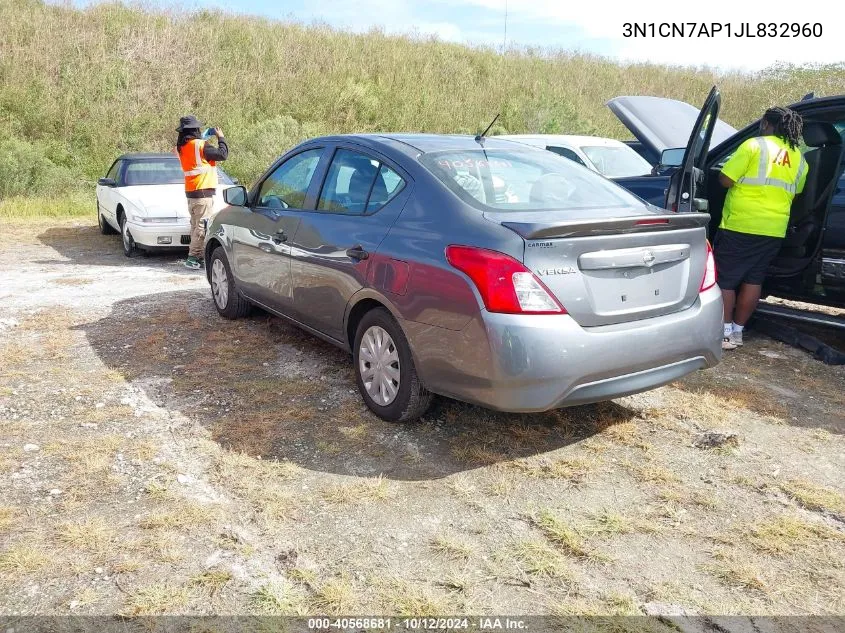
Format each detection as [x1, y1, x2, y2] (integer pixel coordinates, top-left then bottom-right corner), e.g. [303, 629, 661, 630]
[272, 230, 287, 244]
[346, 246, 369, 261]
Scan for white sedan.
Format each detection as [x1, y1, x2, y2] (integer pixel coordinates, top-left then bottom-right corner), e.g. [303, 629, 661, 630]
[495, 134, 654, 179]
[95, 152, 236, 257]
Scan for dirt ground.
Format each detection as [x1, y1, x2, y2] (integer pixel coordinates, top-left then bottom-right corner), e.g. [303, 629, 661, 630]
[1, 219, 844, 623]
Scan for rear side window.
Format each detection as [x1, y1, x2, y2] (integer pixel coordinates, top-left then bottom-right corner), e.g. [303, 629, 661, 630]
[421, 149, 643, 212]
[318, 149, 405, 215]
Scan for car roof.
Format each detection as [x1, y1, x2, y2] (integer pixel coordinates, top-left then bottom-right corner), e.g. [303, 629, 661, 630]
[304, 133, 540, 156]
[116, 152, 179, 161]
[496, 134, 628, 148]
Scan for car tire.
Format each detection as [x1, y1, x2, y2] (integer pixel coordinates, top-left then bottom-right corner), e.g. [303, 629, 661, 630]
[209, 246, 251, 319]
[97, 201, 117, 235]
[119, 213, 139, 258]
[353, 307, 432, 423]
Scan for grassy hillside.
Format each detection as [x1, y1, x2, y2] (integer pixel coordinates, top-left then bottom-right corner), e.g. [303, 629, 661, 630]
[1, 0, 844, 217]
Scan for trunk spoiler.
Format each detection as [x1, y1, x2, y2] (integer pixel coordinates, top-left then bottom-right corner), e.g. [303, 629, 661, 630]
[501, 213, 710, 240]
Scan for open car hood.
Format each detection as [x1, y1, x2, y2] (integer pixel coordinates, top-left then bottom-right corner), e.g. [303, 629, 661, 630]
[607, 95, 738, 160]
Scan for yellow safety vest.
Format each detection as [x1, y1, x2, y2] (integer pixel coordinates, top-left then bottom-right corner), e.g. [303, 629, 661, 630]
[719, 135, 808, 238]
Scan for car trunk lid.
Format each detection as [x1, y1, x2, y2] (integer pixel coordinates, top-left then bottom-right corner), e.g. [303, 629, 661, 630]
[492, 210, 710, 327]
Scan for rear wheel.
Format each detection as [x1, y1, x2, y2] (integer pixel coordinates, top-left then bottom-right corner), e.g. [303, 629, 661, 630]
[353, 308, 432, 423]
[119, 213, 139, 257]
[209, 246, 251, 319]
[97, 200, 117, 235]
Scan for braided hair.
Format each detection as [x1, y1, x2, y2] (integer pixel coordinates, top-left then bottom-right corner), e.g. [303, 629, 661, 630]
[763, 106, 803, 150]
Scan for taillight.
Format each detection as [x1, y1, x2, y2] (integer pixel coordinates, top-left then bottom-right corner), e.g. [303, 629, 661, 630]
[445, 245, 565, 314]
[700, 240, 717, 292]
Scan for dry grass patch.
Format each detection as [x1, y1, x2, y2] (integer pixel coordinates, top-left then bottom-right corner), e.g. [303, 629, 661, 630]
[745, 515, 845, 555]
[450, 438, 509, 466]
[18, 307, 82, 331]
[57, 517, 117, 553]
[485, 469, 518, 497]
[309, 576, 358, 615]
[430, 535, 474, 561]
[251, 580, 307, 615]
[120, 583, 191, 616]
[0, 506, 19, 532]
[211, 451, 300, 517]
[509, 539, 573, 579]
[190, 570, 232, 597]
[625, 460, 680, 486]
[599, 421, 651, 449]
[0, 544, 50, 574]
[701, 549, 767, 591]
[113, 559, 144, 574]
[533, 509, 608, 561]
[321, 475, 392, 505]
[507, 456, 595, 483]
[138, 503, 220, 530]
[0, 342, 33, 369]
[379, 579, 458, 616]
[780, 479, 845, 514]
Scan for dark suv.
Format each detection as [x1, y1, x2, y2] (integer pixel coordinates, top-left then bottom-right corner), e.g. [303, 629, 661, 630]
[604, 89, 845, 309]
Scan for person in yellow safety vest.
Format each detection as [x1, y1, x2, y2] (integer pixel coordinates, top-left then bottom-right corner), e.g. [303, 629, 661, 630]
[714, 106, 807, 350]
[175, 115, 229, 270]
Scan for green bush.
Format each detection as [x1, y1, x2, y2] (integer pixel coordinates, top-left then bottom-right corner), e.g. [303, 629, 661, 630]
[0, 137, 75, 200]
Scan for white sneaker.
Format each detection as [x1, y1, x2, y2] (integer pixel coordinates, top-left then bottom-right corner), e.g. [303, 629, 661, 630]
[730, 330, 744, 347]
[722, 336, 737, 350]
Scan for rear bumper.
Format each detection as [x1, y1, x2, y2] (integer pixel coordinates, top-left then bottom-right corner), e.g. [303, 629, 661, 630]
[403, 286, 723, 413]
[125, 220, 191, 248]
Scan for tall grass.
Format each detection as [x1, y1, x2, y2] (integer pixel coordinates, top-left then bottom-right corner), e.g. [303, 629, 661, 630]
[1, 0, 843, 216]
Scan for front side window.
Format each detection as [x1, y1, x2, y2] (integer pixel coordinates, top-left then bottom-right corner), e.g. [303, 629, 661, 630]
[318, 149, 405, 215]
[257, 149, 323, 210]
[123, 159, 184, 186]
[106, 160, 121, 181]
[421, 149, 645, 212]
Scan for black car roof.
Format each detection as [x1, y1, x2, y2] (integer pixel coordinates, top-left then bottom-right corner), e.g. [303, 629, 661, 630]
[116, 152, 179, 161]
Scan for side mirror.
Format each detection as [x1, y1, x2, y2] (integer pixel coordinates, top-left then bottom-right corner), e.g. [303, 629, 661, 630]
[658, 148, 686, 169]
[223, 185, 248, 207]
[98, 177, 117, 187]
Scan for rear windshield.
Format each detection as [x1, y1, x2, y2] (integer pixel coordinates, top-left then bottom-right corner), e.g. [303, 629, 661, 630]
[581, 145, 652, 178]
[123, 159, 234, 186]
[420, 149, 645, 212]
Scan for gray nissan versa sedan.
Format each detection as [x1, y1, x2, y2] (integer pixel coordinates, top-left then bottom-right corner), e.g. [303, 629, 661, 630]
[204, 133, 723, 422]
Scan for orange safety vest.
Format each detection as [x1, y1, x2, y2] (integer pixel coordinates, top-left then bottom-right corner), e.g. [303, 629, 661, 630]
[178, 139, 217, 192]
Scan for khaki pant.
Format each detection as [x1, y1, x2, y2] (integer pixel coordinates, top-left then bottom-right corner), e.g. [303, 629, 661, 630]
[187, 197, 214, 259]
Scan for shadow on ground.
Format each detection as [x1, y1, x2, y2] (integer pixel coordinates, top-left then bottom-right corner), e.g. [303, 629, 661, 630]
[80, 289, 638, 480]
[37, 225, 193, 270]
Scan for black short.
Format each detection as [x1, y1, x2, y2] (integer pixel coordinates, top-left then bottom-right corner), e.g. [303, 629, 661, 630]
[713, 228, 782, 290]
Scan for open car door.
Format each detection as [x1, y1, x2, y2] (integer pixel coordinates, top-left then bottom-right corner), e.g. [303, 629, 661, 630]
[666, 86, 721, 215]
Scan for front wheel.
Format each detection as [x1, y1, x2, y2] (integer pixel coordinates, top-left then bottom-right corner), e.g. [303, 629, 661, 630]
[97, 201, 117, 235]
[209, 246, 251, 319]
[353, 308, 432, 423]
[120, 214, 138, 257]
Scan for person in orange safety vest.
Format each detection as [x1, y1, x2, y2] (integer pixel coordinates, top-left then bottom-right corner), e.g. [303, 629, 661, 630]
[175, 115, 229, 270]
